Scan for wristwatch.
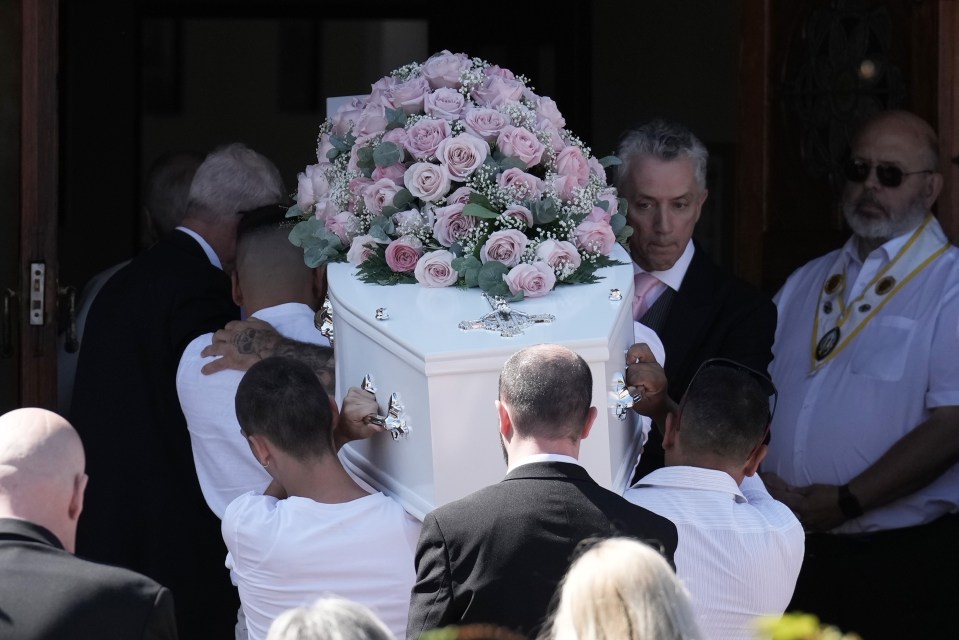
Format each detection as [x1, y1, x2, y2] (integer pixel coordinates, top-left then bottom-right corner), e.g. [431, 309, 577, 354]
[837, 483, 864, 519]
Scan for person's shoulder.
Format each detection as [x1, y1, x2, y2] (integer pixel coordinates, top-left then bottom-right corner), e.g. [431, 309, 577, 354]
[64, 552, 169, 598]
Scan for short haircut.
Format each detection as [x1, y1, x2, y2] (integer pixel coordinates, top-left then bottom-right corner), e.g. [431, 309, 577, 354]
[679, 364, 770, 460]
[498, 344, 592, 441]
[143, 151, 204, 237]
[187, 142, 287, 224]
[614, 118, 709, 193]
[544, 536, 701, 640]
[235, 356, 334, 460]
[266, 597, 393, 640]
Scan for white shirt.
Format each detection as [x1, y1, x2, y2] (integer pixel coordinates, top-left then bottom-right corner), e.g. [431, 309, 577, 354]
[177, 302, 330, 519]
[176, 225, 222, 269]
[222, 490, 421, 640]
[631, 239, 695, 308]
[624, 468, 804, 640]
[765, 222, 959, 532]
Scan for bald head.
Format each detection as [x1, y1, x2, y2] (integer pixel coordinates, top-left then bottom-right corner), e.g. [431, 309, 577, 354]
[855, 110, 940, 171]
[0, 408, 87, 552]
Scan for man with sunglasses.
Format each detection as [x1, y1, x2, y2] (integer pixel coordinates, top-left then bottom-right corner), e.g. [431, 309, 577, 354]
[624, 359, 803, 640]
[762, 110, 959, 638]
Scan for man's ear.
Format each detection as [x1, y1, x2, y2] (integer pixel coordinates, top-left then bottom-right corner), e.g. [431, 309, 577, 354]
[246, 433, 273, 467]
[68, 473, 88, 522]
[924, 173, 944, 208]
[662, 412, 679, 450]
[496, 400, 512, 440]
[743, 441, 768, 477]
[580, 406, 598, 440]
[231, 269, 243, 308]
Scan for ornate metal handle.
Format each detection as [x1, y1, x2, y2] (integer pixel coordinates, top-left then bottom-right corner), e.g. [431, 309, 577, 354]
[610, 372, 642, 420]
[360, 374, 411, 440]
[314, 298, 334, 346]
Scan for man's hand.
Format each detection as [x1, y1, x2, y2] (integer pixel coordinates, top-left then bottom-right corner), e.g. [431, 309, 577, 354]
[201, 317, 281, 374]
[624, 343, 674, 426]
[794, 483, 848, 532]
[333, 386, 385, 451]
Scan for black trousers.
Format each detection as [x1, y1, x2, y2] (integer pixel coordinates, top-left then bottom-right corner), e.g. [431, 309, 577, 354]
[790, 513, 959, 639]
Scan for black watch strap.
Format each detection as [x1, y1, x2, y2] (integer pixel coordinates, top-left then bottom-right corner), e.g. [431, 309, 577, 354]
[838, 483, 864, 519]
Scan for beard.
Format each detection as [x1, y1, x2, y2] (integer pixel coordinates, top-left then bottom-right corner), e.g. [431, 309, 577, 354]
[842, 192, 927, 241]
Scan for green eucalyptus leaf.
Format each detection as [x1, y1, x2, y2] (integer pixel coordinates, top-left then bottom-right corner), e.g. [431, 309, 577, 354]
[477, 261, 509, 291]
[598, 154, 622, 168]
[373, 141, 402, 168]
[463, 203, 500, 219]
[392, 188, 414, 211]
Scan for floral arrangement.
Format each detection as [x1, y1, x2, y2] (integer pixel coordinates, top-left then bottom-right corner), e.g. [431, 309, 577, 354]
[755, 613, 862, 640]
[287, 50, 631, 300]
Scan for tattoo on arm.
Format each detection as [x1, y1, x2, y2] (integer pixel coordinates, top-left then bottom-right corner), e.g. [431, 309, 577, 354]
[275, 340, 336, 395]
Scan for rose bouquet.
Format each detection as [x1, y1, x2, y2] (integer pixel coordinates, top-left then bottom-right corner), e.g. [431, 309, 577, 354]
[288, 50, 631, 300]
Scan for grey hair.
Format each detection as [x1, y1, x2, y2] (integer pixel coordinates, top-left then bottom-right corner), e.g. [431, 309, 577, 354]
[540, 537, 701, 640]
[614, 119, 709, 194]
[186, 142, 286, 224]
[143, 151, 204, 237]
[266, 597, 395, 640]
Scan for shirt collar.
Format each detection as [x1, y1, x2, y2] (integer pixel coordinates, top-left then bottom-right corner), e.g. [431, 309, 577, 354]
[176, 226, 222, 270]
[507, 452, 581, 473]
[632, 240, 694, 292]
[841, 224, 917, 268]
[633, 465, 747, 503]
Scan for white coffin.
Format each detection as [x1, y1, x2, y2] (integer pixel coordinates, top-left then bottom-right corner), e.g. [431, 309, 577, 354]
[330, 245, 641, 521]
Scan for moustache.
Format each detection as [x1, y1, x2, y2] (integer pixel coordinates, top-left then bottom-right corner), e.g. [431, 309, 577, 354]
[849, 192, 887, 216]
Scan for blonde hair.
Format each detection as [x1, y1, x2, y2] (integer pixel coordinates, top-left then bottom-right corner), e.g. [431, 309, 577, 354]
[542, 537, 701, 640]
[266, 596, 394, 640]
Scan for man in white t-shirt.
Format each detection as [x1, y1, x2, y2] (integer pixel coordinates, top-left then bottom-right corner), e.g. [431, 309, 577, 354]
[624, 359, 803, 640]
[177, 204, 332, 519]
[227, 355, 421, 640]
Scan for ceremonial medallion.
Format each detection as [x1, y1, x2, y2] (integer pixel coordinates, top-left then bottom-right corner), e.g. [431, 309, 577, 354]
[875, 276, 896, 295]
[858, 303, 872, 313]
[815, 327, 840, 360]
[824, 274, 843, 294]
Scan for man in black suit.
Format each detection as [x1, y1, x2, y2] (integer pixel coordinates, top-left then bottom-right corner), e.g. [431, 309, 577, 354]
[405, 343, 679, 640]
[0, 407, 177, 640]
[614, 119, 777, 480]
[69, 143, 287, 639]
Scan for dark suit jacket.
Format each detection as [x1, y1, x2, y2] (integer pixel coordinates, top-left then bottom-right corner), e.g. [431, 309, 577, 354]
[0, 518, 177, 640]
[69, 230, 240, 639]
[634, 243, 777, 478]
[406, 461, 679, 639]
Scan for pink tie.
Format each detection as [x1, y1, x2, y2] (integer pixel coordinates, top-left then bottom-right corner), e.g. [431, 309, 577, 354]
[633, 272, 661, 321]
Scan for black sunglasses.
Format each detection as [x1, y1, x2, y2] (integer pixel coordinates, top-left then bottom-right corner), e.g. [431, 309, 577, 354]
[689, 358, 778, 445]
[843, 158, 934, 189]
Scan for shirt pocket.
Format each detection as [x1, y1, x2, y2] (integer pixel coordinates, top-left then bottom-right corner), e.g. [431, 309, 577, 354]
[849, 315, 915, 381]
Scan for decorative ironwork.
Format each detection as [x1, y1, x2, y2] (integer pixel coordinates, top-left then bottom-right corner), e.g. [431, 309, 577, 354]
[458, 293, 555, 338]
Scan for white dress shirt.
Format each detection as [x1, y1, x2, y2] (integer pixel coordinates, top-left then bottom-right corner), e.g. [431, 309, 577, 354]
[223, 490, 421, 640]
[176, 302, 330, 519]
[624, 468, 804, 640]
[765, 221, 959, 532]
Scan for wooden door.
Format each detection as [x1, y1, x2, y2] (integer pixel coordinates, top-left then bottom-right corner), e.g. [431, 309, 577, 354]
[0, 0, 59, 414]
[737, 0, 959, 295]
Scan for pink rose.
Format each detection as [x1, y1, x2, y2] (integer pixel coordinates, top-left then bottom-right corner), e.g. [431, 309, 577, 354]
[432, 202, 475, 247]
[388, 75, 431, 115]
[535, 239, 582, 271]
[480, 229, 529, 267]
[497, 167, 545, 201]
[425, 87, 467, 121]
[384, 235, 423, 273]
[414, 250, 459, 287]
[362, 178, 402, 214]
[371, 163, 407, 185]
[504, 262, 556, 298]
[446, 186, 476, 205]
[573, 220, 616, 255]
[462, 107, 510, 143]
[496, 126, 546, 167]
[554, 146, 590, 184]
[348, 176, 373, 201]
[589, 156, 607, 181]
[404, 118, 451, 160]
[347, 234, 378, 266]
[550, 174, 582, 202]
[422, 50, 472, 89]
[471, 74, 525, 107]
[591, 192, 619, 220]
[381, 127, 409, 150]
[316, 134, 334, 163]
[435, 133, 489, 181]
[353, 103, 388, 139]
[502, 204, 534, 227]
[393, 209, 427, 236]
[296, 164, 329, 210]
[534, 96, 566, 130]
[367, 76, 396, 107]
[325, 211, 358, 246]
[404, 162, 451, 203]
[330, 97, 366, 136]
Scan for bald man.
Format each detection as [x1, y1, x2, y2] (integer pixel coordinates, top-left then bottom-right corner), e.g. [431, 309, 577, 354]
[0, 408, 177, 639]
[762, 110, 959, 637]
